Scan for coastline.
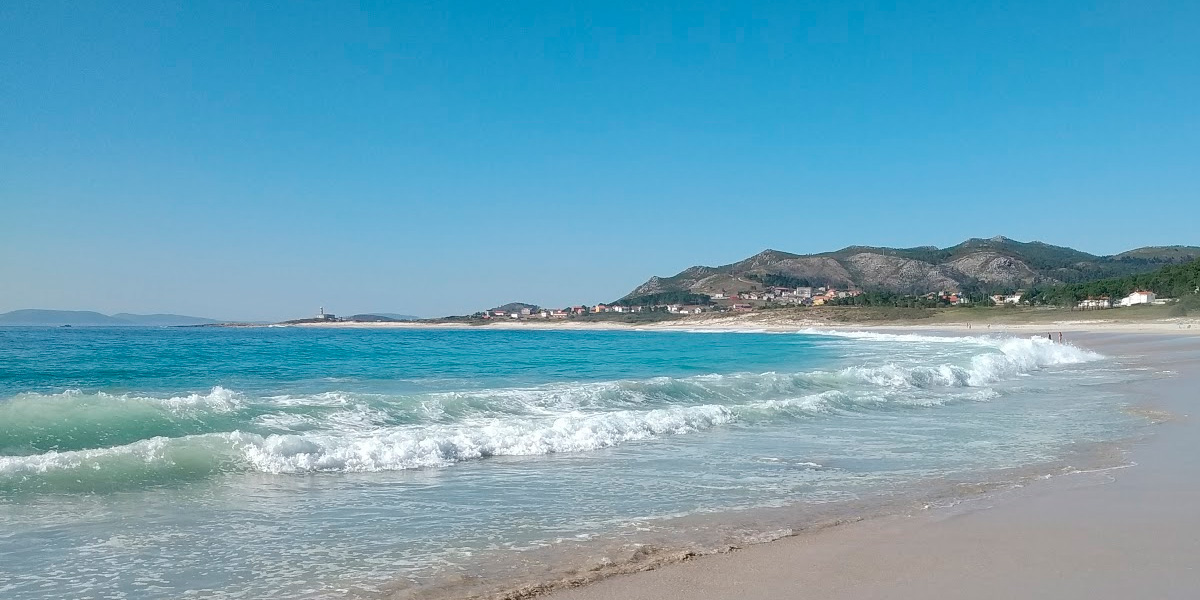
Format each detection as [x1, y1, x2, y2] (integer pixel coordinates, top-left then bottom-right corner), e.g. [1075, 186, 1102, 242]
[501, 331, 1199, 600]
[281, 310, 1200, 337]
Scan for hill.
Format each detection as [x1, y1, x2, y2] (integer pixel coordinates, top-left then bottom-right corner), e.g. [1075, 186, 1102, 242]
[111, 313, 220, 326]
[622, 237, 1200, 300]
[358, 313, 420, 321]
[345, 313, 421, 322]
[1029, 257, 1200, 307]
[0, 310, 221, 326]
[488, 302, 541, 313]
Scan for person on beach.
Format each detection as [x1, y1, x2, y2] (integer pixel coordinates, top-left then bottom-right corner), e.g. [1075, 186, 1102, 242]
[1059, 332, 1063, 343]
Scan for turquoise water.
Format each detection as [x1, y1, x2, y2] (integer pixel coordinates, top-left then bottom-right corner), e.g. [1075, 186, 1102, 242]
[0, 327, 1144, 598]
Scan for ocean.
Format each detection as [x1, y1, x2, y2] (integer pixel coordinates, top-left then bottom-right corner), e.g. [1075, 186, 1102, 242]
[0, 326, 1149, 598]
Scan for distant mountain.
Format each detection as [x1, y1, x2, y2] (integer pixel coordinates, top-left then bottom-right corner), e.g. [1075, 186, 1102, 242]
[345, 313, 421, 322]
[622, 237, 1200, 300]
[0, 309, 221, 327]
[0, 310, 129, 326]
[112, 313, 220, 326]
[354, 313, 420, 321]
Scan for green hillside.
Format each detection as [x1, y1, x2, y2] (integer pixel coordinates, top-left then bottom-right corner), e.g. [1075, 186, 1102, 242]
[1029, 258, 1200, 307]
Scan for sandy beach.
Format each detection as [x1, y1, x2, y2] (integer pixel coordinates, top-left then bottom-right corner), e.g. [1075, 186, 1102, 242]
[287, 309, 1200, 337]
[526, 331, 1200, 600]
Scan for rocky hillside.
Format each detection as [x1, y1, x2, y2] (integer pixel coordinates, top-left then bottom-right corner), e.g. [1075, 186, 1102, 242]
[622, 237, 1200, 299]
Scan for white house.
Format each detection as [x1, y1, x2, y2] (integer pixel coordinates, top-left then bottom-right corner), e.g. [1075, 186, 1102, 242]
[991, 293, 1023, 305]
[1077, 297, 1112, 310]
[1118, 290, 1156, 307]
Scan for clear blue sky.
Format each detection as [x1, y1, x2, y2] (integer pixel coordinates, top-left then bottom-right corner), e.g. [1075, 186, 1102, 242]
[2, 1, 1197, 320]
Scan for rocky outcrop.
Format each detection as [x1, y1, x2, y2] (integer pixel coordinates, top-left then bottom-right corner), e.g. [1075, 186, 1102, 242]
[845, 253, 961, 294]
[946, 252, 1044, 288]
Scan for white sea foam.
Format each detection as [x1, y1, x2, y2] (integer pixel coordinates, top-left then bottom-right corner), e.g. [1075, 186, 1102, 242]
[0, 404, 739, 480]
[232, 404, 739, 473]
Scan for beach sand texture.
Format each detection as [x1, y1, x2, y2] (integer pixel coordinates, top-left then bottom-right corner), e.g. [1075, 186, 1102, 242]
[541, 332, 1200, 600]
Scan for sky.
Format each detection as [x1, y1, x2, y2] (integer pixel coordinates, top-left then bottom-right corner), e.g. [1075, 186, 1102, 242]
[2, 1, 1197, 321]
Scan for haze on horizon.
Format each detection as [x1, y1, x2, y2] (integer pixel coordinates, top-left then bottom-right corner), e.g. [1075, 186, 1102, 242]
[2, 2, 1197, 322]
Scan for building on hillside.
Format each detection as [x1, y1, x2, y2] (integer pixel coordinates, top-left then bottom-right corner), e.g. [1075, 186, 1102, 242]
[711, 292, 727, 300]
[520, 307, 532, 316]
[794, 287, 813, 299]
[732, 303, 753, 312]
[550, 310, 569, 318]
[1118, 290, 1156, 307]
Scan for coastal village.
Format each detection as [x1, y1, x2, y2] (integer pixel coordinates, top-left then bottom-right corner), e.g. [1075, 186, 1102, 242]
[469, 287, 1173, 322]
[474, 285, 870, 321]
[297, 288, 1173, 325]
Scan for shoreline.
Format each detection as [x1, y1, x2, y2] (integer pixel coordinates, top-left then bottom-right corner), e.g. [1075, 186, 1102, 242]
[280, 311, 1200, 337]
[389, 435, 1143, 600]
[513, 331, 1199, 600]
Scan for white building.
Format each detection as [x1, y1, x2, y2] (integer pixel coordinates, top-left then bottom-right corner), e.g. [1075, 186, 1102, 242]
[1077, 297, 1112, 310]
[1118, 290, 1156, 307]
[991, 293, 1023, 305]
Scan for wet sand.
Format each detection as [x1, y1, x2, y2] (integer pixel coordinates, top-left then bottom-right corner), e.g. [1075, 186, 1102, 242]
[542, 332, 1200, 600]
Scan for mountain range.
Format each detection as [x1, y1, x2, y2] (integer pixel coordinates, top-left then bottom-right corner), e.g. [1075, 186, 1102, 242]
[0, 310, 222, 327]
[622, 237, 1200, 300]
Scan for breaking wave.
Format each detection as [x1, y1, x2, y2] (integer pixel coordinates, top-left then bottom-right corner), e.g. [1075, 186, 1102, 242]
[0, 335, 1103, 492]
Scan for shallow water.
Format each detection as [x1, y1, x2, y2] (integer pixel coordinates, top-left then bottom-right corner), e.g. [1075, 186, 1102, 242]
[0, 327, 1147, 598]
